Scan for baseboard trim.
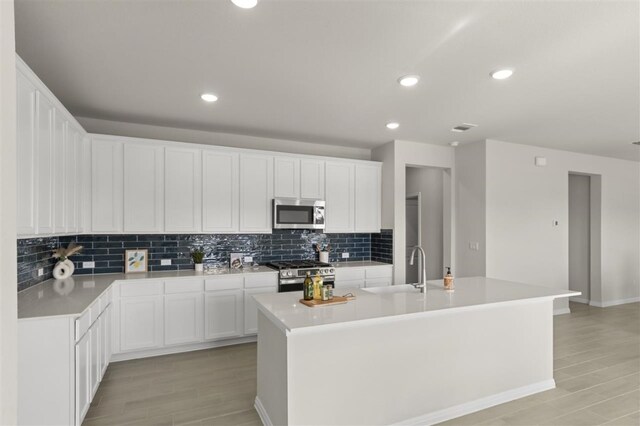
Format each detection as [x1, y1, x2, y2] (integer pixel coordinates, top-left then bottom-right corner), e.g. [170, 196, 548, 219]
[590, 297, 640, 308]
[569, 297, 590, 305]
[553, 307, 571, 315]
[111, 335, 257, 362]
[254, 396, 273, 426]
[394, 379, 556, 426]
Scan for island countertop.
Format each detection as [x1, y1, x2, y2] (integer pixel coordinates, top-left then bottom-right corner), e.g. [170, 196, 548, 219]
[253, 276, 579, 332]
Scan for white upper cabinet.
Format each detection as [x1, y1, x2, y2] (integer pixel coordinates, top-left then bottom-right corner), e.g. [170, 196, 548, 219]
[92, 139, 123, 232]
[80, 137, 92, 233]
[35, 91, 54, 234]
[300, 159, 325, 199]
[202, 151, 239, 233]
[65, 126, 79, 233]
[354, 163, 381, 232]
[16, 71, 36, 236]
[274, 156, 300, 198]
[123, 144, 164, 233]
[52, 112, 66, 234]
[165, 148, 202, 232]
[325, 161, 355, 233]
[239, 154, 273, 233]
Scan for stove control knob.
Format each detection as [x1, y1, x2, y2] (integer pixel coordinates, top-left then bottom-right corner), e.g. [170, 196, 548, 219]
[329, 268, 335, 274]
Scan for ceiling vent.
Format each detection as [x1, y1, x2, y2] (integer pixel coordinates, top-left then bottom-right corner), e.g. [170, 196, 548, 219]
[451, 123, 478, 133]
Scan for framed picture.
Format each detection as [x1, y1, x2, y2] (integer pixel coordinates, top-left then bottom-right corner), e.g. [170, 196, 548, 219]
[230, 253, 243, 269]
[125, 249, 148, 273]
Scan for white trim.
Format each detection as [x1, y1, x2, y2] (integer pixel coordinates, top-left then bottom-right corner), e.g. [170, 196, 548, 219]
[254, 396, 273, 426]
[589, 297, 640, 308]
[110, 335, 256, 362]
[569, 297, 590, 304]
[554, 307, 571, 315]
[394, 379, 556, 426]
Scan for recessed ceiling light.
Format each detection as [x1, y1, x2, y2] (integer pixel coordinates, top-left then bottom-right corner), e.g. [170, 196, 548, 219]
[398, 75, 420, 87]
[200, 93, 218, 103]
[451, 123, 477, 132]
[386, 122, 400, 130]
[490, 69, 514, 80]
[231, 0, 258, 8]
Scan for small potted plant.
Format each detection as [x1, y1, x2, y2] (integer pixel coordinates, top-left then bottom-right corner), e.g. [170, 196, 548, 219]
[51, 242, 83, 280]
[191, 247, 205, 272]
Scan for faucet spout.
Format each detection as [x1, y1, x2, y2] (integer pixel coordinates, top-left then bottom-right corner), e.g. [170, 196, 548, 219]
[409, 246, 427, 294]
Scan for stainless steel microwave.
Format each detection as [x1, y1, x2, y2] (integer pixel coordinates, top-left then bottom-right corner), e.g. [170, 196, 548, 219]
[273, 199, 325, 230]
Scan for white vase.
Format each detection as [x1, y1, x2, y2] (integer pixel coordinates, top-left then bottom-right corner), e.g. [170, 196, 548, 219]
[53, 259, 75, 280]
[195, 263, 204, 272]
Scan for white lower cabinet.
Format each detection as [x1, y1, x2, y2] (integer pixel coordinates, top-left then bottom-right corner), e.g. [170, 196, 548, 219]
[120, 295, 164, 352]
[165, 293, 204, 346]
[244, 287, 277, 335]
[204, 290, 244, 340]
[90, 318, 101, 398]
[75, 331, 91, 425]
[334, 264, 393, 289]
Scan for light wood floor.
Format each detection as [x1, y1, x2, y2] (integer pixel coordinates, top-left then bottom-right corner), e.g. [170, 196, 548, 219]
[84, 302, 639, 426]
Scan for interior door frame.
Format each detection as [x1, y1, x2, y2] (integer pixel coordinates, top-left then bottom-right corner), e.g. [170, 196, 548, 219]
[406, 192, 422, 283]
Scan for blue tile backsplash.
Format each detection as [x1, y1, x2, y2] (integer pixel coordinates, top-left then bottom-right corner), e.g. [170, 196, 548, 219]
[17, 229, 393, 292]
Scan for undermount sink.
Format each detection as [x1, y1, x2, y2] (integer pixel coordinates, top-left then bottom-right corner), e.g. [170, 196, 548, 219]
[362, 284, 420, 294]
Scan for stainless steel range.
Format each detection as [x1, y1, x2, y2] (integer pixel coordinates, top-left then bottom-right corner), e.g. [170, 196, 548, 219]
[266, 260, 335, 292]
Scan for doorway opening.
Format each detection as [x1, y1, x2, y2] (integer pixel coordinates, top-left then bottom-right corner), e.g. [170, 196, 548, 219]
[568, 173, 602, 305]
[405, 166, 447, 282]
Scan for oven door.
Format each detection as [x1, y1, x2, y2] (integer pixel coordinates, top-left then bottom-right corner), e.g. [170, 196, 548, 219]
[273, 199, 325, 230]
[278, 278, 335, 293]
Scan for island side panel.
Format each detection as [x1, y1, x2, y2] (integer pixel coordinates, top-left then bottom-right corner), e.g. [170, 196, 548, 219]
[287, 300, 554, 425]
[256, 311, 288, 426]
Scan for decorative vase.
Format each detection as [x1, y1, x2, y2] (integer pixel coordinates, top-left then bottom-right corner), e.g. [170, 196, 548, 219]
[52, 259, 75, 280]
[319, 251, 329, 264]
[195, 263, 204, 272]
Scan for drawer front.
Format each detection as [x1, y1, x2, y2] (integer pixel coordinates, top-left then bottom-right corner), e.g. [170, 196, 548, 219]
[165, 279, 204, 294]
[335, 267, 365, 281]
[365, 278, 392, 287]
[120, 281, 163, 297]
[365, 265, 393, 279]
[333, 279, 363, 290]
[75, 310, 91, 342]
[205, 276, 244, 291]
[244, 273, 278, 289]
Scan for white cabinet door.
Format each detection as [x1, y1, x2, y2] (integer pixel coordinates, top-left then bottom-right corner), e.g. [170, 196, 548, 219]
[354, 164, 381, 232]
[65, 126, 79, 233]
[52, 112, 66, 233]
[120, 296, 164, 352]
[164, 293, 204, 346]
[92, 139, 123, 232]
[100, 306, 111, 377]
[123, 144, 164, 232]
[165, 148, 201, 232]
[90, 318, 100, 398]
[202, 151, 239, 232]
[75, 331, 90, 426]
[300, 159, 325, 199]
[240, 154, 273, 233]
[325, 161, 355, 232]
[16, 71, 36, 235]
[243, 287, 277, 335]
[274, 156, 300, 198]
[204, 290, 243, 340]
[35, 92, 54, 234]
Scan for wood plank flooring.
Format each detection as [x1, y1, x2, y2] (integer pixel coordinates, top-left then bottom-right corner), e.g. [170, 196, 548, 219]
[84, 302, 639, 426]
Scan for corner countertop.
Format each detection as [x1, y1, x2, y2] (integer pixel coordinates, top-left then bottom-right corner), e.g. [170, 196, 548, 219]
[331, 260, 392, 268]
[18, 266, 276, 320]
[253, 276, 579, 332]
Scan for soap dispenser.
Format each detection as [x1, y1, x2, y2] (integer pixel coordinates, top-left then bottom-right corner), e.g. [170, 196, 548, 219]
[444, 267, 454, 290]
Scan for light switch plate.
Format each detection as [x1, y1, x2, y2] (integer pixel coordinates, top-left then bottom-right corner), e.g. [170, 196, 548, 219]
[161, 259, 172, 266]
[469, 242, 480, 251]
[82, 261, 95, 269]
[37, 268, 44, 276]
[342, 252, 350, 259]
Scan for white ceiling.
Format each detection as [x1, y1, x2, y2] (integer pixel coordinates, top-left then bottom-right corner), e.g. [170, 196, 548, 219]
[15, 0, 640, 161]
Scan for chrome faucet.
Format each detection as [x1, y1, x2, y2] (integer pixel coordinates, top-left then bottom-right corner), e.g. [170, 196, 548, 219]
[409, 246, 427, 293]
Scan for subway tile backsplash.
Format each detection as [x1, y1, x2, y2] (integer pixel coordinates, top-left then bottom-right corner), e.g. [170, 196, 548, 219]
[17, 229, 393, 292]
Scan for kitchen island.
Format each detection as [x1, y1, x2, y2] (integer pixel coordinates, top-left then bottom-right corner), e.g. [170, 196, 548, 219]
[253, 277, 577, 426]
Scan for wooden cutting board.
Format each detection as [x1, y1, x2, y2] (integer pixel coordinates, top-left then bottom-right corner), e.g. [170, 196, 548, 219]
[299, 296, 351, 307]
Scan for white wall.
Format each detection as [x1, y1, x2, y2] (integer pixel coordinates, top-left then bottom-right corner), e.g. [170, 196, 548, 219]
[454, 141, 487, 277]
[406, 167, 444, 280]
[568, 174, 591, 303]
[77, 116, 371, 161]
[485, 139, 640, 308]
[0, 0, 18, 422]
[373, 140, 455, 285]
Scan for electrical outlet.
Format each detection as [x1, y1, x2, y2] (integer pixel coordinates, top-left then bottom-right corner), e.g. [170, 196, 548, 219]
[82, 261, 95, 269]
[469, 242, 480, 251]
[161, 259, 172, 266]
[342, 252, 350, 259]
[37, 268, 44, 277]
[244, 256, 253, 264]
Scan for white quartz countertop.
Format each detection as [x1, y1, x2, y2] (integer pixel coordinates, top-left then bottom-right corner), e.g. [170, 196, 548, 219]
[18, 267, 276, 320]
[331, 260, 392, 268]
[253, 276, 579, 332]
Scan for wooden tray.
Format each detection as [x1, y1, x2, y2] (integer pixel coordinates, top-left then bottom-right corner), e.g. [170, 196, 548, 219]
[299, 296, 351, 307]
